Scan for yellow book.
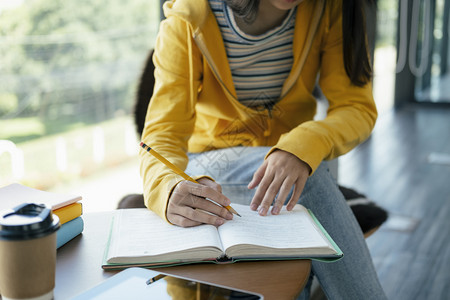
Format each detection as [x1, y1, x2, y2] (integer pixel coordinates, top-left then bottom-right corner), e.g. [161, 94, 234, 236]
[53, 202, 83, 225]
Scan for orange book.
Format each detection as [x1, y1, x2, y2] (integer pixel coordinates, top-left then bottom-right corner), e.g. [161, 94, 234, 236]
[53, 202, 83, 225]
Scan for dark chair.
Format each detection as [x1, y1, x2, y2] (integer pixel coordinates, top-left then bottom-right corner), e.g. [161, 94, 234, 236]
[134, 49, 155, 140]
[116, 50, 154, 210]
[118, 48, 388, 237]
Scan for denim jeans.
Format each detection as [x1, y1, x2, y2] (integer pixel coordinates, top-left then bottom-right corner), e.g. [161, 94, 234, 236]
[186, 147, 387, 300]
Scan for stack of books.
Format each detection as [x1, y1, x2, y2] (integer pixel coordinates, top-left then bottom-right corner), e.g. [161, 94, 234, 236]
[0, 183, 84, 249]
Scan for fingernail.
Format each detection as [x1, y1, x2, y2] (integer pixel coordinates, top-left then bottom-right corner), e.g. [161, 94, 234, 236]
[272, 206, 280, 215]
[226, 212, 233, 220]
[215, 219, 224, 226]
[258, 207, 267, 216]
[250, 204, 258, 211]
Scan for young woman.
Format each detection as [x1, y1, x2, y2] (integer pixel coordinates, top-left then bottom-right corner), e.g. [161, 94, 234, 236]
[139, 0, 387, 298]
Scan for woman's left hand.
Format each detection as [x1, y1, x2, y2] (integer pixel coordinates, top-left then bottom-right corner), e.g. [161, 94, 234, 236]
[248, 149, 311, 216]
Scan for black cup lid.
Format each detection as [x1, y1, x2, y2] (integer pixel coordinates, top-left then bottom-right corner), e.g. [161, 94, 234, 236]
[0, 203, 60, 241]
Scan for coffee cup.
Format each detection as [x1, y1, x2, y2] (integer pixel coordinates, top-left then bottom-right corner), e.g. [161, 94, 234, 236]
[0, 203, 60, 300]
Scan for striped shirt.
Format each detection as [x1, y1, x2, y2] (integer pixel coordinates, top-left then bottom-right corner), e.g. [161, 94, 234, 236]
[209, 0, 296, 109]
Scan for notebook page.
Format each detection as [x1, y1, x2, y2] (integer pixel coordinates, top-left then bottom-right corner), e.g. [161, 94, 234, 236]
[106, 209, 223, 263]
[217, 204, 330, 251]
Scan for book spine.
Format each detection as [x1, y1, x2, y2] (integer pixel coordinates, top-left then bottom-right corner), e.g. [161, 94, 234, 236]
[53, 202, 83, 225]
[57, 217, 84, 249]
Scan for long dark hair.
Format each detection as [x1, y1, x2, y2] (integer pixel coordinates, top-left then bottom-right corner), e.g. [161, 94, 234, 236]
[342, 0, 373, 86]
[224, 0, 373, 87]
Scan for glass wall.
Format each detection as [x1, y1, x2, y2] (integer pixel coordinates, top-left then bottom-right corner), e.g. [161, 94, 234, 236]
[394, 0, 450, 104]
[412, 0, 450, 102]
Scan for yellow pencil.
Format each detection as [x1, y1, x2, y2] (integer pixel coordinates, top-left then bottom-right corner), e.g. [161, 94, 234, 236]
[146, 274, 165, 285]
[140, 142, 241, 217]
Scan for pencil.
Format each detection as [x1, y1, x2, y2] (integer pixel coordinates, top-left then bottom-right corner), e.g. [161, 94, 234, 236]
[140, 142, 241, 217]
[146, 274, 165, 285]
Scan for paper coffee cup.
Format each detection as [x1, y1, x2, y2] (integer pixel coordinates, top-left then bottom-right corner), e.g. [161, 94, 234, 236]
[0, 203, 60, 300]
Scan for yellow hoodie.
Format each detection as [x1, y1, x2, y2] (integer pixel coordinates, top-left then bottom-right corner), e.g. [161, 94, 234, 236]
[140, 0, 377, 222]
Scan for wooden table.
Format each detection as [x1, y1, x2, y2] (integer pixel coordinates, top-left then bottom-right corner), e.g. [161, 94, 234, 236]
[55, 211, 311, 299]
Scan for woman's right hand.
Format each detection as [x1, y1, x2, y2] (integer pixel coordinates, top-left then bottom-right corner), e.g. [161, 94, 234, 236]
[167, 178, 233, 227]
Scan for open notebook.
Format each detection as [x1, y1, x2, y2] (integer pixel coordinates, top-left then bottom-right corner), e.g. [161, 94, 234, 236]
[102, 203, 343, 269]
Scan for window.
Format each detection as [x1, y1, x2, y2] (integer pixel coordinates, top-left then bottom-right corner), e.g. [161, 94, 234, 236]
[373, 0, 399, 113]
[0, 0, 159, 210]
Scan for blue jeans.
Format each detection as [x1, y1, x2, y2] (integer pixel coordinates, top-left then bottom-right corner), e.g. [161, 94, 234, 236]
[186, 147, 387, 300]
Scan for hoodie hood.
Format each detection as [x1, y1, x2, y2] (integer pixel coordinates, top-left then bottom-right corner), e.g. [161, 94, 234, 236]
[163, 0, 212, 37]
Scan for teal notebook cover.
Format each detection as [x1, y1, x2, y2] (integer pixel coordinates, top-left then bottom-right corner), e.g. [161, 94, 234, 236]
[307, 209, 344, 262]
[57, 216, 84, 248]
